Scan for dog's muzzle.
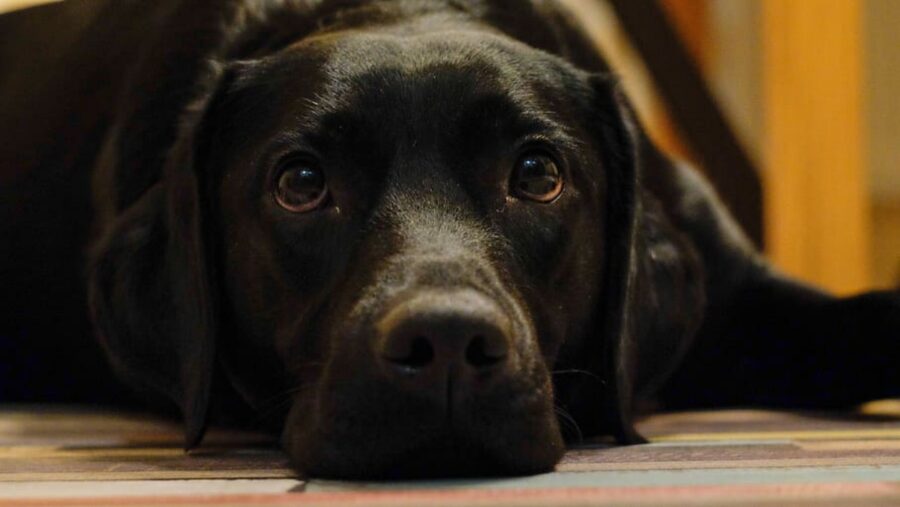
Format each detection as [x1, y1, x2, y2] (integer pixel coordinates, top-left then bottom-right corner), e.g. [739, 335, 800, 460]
[375, 289, 517, 417]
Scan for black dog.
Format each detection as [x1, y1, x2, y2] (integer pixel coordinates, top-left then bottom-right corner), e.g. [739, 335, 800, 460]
[1, 0, 897, 479]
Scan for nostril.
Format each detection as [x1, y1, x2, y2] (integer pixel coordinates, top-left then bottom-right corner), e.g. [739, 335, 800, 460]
[377, 290, 514, 378]
[465, 334, 508, 368]
[386, 335, 435, 369]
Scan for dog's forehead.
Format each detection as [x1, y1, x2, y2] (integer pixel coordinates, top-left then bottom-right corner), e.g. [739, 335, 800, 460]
[240, 29, 590, 129]
[311, 29, 565, 86]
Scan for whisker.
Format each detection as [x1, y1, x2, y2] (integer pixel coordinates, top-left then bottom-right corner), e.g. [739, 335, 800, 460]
[252, 383, 317, 425]
[554, 404, 583, 444]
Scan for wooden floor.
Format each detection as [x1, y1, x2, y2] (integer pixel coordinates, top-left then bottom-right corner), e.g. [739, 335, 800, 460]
[1, 402, 899, 506]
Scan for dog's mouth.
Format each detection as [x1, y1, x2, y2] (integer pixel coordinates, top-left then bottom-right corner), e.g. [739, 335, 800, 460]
[283, 407, 566, 480]
[280, 343, 565, 479]
[292, 425, 561, 480]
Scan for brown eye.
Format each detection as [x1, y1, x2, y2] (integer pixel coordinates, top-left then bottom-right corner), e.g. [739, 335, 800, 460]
[274, 159, 328, 212]
[511, 151, 564, 203]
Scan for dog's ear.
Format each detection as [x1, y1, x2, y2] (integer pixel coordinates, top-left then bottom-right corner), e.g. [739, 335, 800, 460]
[585, 75, 646, 445]
[87, 64, 229, 449]
[584, 76, 708, 444]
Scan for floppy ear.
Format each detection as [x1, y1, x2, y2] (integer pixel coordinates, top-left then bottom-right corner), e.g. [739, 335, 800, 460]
[87, 65, 227, 449]
[586, 75, 646, 445]
[584, 75, 708, 444]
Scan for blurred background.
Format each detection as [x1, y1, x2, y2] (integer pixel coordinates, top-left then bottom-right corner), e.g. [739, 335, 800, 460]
[2, 0, 898, 295]
[561, 0, 900, 295]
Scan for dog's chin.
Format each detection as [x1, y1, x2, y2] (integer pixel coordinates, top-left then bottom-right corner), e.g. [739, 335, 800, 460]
[281, 385, 566, 479]
[289, 429, 565, 480]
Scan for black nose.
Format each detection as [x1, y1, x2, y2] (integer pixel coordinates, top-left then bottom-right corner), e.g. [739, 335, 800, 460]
[376, 290, 513, 388]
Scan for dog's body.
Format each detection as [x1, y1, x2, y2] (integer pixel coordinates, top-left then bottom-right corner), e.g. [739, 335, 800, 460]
[1, 0, 897, 478]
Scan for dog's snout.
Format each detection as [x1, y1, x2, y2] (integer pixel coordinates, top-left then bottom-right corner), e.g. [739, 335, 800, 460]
[376, 290, 513, 383]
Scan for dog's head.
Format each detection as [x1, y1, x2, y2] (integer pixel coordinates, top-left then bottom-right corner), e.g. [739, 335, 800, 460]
[89, 2, 648, 479]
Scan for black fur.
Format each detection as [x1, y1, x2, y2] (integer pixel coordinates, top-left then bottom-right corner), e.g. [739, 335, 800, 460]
[1, 0, 897, 479]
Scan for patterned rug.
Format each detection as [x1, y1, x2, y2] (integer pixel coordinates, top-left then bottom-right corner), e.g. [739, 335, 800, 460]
[1, 402, 899, 506]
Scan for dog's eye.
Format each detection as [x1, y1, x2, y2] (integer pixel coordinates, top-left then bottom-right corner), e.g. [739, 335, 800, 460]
[511, 152, 564, 203]
[274, 159, 329, 213]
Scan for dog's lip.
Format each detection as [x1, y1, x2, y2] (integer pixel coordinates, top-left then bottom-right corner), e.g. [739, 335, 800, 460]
[295, 424, 560, 480]
[283, 371, 563, 478]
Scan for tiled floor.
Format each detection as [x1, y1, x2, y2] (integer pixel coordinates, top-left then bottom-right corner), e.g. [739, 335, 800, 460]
[1, 403, 899, 505]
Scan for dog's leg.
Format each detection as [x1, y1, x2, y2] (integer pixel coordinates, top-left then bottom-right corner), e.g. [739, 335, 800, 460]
[660, 271, 899, 410]
[637, 138, 899, 411]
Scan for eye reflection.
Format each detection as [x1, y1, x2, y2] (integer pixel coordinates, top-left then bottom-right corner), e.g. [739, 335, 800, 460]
[511, 152, 564, 203]
[274, 159, 329, 213]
